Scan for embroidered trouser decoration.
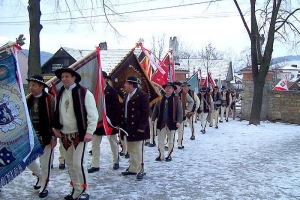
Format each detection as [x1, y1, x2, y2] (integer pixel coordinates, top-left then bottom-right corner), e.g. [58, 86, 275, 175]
[61, 132, 80, 151]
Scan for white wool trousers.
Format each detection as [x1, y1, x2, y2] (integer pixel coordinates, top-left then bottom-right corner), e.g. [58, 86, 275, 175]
[27, 144, 52, 193]
[62, 140, 88, 199]
[91, 134, 119, 168]
[127, 140, 144, 174]
[220, 106, 230, 121]
[157, 126, 175, 159]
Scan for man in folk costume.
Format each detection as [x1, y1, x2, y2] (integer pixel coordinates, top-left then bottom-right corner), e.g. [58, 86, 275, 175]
[173, 82, 194, 143]
[26, 75, 56, 198]
[181, 82, 200, 143]
[52, 68, 98, 200]
[210, 86, 222, 129]
[198, 87, 214, 134]
[145, 104, 157, 147]
[88, 71, 120, 173]
[219, 86, 232, 123]
[119, 76, 150, 180]
[151, 82, 183, 161]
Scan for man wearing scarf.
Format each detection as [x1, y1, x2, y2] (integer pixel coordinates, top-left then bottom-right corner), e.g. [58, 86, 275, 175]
[151, 82, 183, 162]
[26, 75, 56, 198]
[52, 68, 98, 200]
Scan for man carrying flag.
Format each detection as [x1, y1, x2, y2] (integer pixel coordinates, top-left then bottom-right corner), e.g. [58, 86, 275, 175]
[88, 71, 120, 173]
[52, 68, 98, 200]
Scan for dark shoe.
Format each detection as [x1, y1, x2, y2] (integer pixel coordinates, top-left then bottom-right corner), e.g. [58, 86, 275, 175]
[190, 135, 195, 140]
[184, 124, 187, 127]
[155, 156, 162, 161]
[136, 172, 143, 180]
[209, 124, 213, 127]
[64, 194, 74, 200]
[215, 126, 218, 129]
[39, 190, 48, 198]
[148, 142, 156, 147]
[88, 150, 92, 155]
[59, 163, 66, 170]
[226, 119, 229, 122]
[178, 146, 184, 149]
[165, 156, 172, 162]
[164, 146, 168, 150]
[202, 130, 206, 134]
[78, 194, 90, 200]
[33, 185, 41, 190]
[144, 142, 150, 146]
[125, 153, 130, 159]
[51, 165, 53, 169]
[113, 163, 119, 170]
[122, 171, 136, 175]
[119, 151, 125, 156]
[200, 129, 203, 133]
[87, 167, 99, 173]
[219, 120, 223, 123]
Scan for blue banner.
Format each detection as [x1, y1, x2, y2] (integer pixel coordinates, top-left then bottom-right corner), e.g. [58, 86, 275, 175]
[0, 49, 43, 187]
[187, 72, 199, 93]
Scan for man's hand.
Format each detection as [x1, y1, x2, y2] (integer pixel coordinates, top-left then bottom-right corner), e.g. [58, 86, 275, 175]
[84, 133, 93, 142]
[50, 138, 57, 149]
[52, 128, 62, 138]
[137, 129, 144, 132]
[151, 121, 155, 125]
[176, 122, 181, 128]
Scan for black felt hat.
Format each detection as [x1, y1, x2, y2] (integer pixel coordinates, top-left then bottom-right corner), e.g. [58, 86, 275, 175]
[126, 76, 138, 83]
[55, 68, 81, 83]
[182, 82, 191, 86]
[200, 87, 208, 92]
[26, 75, 48, 88]
[162, 82, 177, 90]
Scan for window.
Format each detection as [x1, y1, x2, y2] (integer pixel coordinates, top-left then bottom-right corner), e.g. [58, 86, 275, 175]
[52, 64, 63, 72]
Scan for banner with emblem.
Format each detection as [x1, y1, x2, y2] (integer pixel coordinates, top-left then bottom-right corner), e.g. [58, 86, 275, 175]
[0, 48, 43, 187]
[109, 48, 161, 106]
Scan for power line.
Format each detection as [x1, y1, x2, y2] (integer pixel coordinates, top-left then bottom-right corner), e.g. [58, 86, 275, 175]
[0, 0, 223, 24]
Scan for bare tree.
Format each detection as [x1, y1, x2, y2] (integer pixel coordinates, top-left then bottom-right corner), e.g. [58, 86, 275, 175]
[198, 43, 222, 76]
[234, 0, 300, 125]
[178, 40, 196, 76]
[150, 33, 167, 59]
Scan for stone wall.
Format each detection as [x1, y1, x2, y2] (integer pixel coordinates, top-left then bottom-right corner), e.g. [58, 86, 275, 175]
[241, 80, 273, 120]
[268, 91, 300, 124]
[241, 80, 300, 124]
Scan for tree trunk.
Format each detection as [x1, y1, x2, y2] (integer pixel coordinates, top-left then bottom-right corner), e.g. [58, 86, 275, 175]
[249, 74, 265, 125]
[27, 0, 42, 77]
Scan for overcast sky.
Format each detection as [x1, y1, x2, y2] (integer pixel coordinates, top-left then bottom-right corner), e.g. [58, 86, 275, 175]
[0, 0, 298, 58]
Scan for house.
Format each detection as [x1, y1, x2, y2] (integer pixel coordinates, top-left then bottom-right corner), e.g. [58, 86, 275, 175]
[178, 58, 234, 86]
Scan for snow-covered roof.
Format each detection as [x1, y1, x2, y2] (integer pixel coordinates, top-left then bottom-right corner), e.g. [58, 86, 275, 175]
[64, 47, 142, 73]
[179, 58, 232, 81]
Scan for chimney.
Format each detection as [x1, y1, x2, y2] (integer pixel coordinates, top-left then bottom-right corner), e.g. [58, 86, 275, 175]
[99, 42, 107, 50]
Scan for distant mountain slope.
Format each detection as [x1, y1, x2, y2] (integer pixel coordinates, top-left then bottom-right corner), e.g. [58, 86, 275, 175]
[271, 55, 300, 65]
[21, 49, 53, 66]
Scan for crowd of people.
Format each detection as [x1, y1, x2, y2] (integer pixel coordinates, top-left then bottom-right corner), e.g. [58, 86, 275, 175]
[24, 69, 242, 200]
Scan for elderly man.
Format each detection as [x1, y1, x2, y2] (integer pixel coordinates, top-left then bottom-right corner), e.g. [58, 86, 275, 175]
[26, 75, 56, 198]
[52, 68, 98, 200]
[119, 76, 150, 180]
[219, 86, 232, 122]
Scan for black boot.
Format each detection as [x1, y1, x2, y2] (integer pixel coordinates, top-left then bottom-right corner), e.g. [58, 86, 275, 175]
[165, 156, 172, 162]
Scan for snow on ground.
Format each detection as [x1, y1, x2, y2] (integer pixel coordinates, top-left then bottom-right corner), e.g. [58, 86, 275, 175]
[1, 118, 300, 200]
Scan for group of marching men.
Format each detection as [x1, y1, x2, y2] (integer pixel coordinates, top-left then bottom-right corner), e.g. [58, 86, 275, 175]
[23, 67, 240, 200]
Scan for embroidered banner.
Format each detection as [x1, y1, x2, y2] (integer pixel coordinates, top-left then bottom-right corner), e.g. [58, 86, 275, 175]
[0, 48, 43, 187]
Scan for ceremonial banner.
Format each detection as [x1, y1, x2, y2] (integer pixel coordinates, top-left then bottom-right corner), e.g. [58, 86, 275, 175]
[151, 53, 170, 86]
[109, 48, 160, 106]
[0, 48, 43, 187]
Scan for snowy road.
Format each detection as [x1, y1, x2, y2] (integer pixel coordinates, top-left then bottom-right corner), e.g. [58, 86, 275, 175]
[1, 119, 300, 200]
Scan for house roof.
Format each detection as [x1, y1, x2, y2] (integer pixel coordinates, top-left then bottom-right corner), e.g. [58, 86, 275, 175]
[179, 58, 233, 81]
[63, 47, 142, 73]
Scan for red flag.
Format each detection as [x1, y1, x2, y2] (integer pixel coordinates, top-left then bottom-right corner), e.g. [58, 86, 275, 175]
[139, 52, 152, 79]
[95, 47, 113, 135]
[208, 72, 216, 87]
[202, 76, 208, 87]
[152, 53, 169, 85]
